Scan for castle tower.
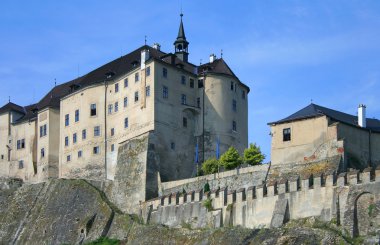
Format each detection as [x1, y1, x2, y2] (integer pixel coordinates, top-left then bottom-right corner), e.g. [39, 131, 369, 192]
[174, 13, 189, 62]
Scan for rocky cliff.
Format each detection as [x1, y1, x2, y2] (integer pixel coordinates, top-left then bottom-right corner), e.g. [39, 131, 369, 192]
[0, 177, 378, 245]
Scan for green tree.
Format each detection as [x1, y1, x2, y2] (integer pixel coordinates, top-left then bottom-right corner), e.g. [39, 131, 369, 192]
[243, 143, 265, 166]
[201, 157, 220, 174]
[220, 146, 242, 170]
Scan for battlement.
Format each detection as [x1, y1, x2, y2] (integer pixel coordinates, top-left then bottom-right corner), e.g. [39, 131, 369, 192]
[141, 167, 379, 229]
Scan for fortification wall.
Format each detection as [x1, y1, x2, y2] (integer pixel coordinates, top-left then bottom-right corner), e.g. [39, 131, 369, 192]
[160, 164, 269, 196]
[142, 167, 380, 234]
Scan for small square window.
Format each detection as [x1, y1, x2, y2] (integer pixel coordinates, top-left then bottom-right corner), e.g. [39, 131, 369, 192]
[75, 109, 80, 122]
[115, 83, 119, 93]
[183, 117, 187, 128]
[135, 72, 139, 82]
[230, 81, 234, 91]
[146, 86, 150, 97]
[124, 78, 128, 88]
[1, 155, 4, 160]
[93, 146, 100, 154]
[124, 97, 128, 107]
[190, 78, 194, 88]
[111, 128, 115, 136]
[232, 121, 237, 131]
[94, 126, 100, 136]
[90, 104, 97, 116]
[111, 144, 115, 152]
[163, 86, 168, 99]
[73, 133, 77, 144]
[181, 94, 186, 105]
[65, 114, 69, 126]
[21, 139, 25, 149]
[40, 124, 47, 137]
[82, 129, 86, 140]
[65, 136, 69, 146]
[124, 117, 129, 128]
[283, 128, 291, 141]
[197, 97, 201, 108]
[67, 155, 71, 162]
[146, 66, 150, 76]
[41, 148, 45, 158]
[232, 99, 237, 112]
[171, 142, 175, 150]
[135, 91, 139, 102]
[19, 160, 24, 169]
[78, 150, 82, 158]
[163, 67, 168, 78]
[108, 104, 113, 114]
[114, 102, 118, 112]
[198, 79, 204, 88]
[181, 75, 186, 85]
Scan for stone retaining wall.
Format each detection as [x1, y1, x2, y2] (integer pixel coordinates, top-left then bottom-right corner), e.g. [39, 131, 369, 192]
[142, 167, 380, 234]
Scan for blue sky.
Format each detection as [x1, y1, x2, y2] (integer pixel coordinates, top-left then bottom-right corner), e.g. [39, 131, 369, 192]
[1, 1, 380, 161]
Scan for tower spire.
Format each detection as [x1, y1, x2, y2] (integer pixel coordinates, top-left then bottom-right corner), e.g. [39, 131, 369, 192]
[174, 12, 189, 62]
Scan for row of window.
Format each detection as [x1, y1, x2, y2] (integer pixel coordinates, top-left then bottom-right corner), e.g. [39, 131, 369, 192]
[66, 146, 100, 162]
[64, 118, 129, 147]
[119, 66, 150, 91]
[64, 87, 151, 125]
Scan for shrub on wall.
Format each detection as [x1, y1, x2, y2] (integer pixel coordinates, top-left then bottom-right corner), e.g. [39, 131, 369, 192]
[220, 146, 242, 170]
[201, 157, 220, 174]
[243, 143, 265, 166]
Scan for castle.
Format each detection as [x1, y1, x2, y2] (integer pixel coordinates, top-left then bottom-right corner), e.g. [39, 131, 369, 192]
[0, 14, 249, 183]
[2, 14, 380, 239]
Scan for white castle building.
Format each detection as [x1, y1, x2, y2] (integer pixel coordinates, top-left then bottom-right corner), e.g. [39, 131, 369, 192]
[0, 14, 249, 183]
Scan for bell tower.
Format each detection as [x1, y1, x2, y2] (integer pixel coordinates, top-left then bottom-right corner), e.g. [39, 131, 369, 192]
[174, 13, 189, 62]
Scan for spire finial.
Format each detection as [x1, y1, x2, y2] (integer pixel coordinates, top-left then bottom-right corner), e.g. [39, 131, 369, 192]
[54, 78, 57, 87]
[221, 49, 223, 58]
[8, 96, 10, 103]
[180, 2, 183, 18]
[144, 35, 147, 45]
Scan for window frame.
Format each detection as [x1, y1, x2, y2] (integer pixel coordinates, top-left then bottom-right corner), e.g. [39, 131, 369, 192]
[283, 128, 291, 142]
[163, 86, 168, 99]
[94, 126, 101, 137]
[75, 109, 80, 122]
[65, 114, 69, 126]
[90, 104, 97, 116]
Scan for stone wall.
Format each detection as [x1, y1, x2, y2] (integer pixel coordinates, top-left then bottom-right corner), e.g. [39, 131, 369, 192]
[142, 167, 380, 237]
[160, 164, 269, 196]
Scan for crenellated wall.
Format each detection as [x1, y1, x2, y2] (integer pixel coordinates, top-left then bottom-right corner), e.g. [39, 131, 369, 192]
[141, 167, 380, 234]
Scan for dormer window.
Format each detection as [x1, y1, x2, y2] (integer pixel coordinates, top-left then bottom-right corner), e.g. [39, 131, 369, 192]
[69, 84, 80, 92]
[131, 60, 139, 67]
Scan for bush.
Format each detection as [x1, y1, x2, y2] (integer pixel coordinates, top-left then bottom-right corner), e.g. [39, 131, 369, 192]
[201, 157, 220, 174]
[203, 198, 213, 212]
[220, 146, 242, 170]
[243, 143, 265, 166]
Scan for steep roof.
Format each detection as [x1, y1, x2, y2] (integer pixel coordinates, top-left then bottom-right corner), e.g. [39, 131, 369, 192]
[199, 58, 250, 92]
[1, 44, 246, 123]
[0, 102, 25, 115]
[175, 14, 187, 43]
[268, 103, 380, 132]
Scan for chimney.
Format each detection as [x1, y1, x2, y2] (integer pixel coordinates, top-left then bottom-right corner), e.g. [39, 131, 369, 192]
[141, 49, 150, 70]
[153, 43, 161, 50]
[358, 104, 366, 128]
[209, 54, 216, 63]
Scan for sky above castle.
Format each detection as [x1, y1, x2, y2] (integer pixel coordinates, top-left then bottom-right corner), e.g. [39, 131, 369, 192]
[1, 1, 379, 161]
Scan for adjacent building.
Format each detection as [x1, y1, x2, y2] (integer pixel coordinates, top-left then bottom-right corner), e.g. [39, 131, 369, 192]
[0, 15, 249, 183]
[268, 103, 380, 170]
